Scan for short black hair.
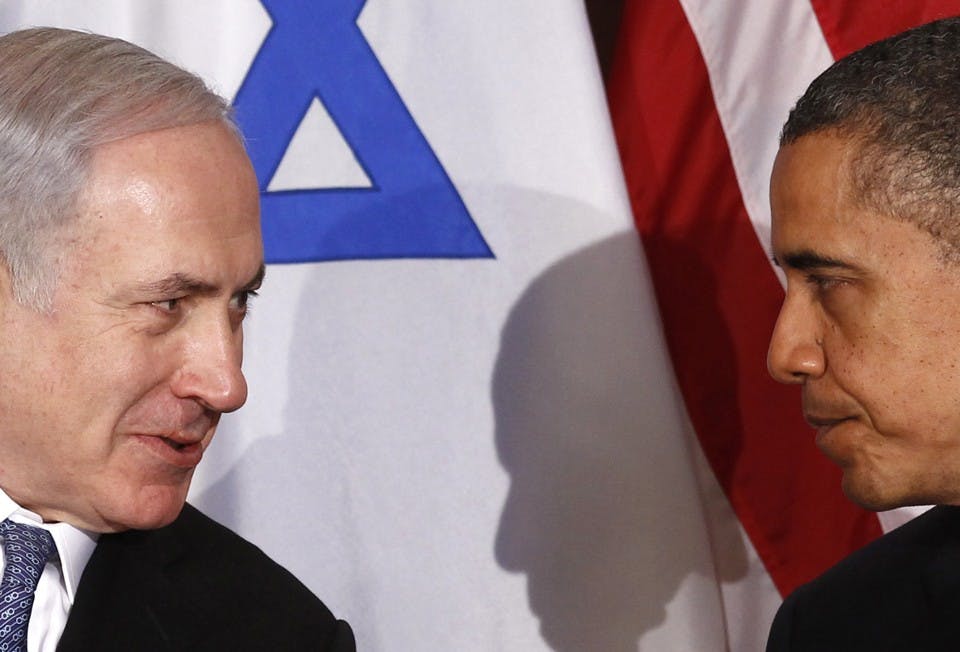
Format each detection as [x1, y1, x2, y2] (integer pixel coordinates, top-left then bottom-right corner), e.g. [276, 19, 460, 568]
[782, 16, 960, 256]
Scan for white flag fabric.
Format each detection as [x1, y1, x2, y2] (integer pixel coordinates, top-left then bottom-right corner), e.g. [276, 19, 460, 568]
[0, 2, 741, 650]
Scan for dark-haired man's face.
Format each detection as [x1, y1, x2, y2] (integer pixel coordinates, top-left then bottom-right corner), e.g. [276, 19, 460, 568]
[767, 131, 960, 510]
[0, 121, 263, 532]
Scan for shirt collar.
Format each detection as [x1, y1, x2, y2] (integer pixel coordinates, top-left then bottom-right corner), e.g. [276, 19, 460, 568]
[0, 488, 99, 603]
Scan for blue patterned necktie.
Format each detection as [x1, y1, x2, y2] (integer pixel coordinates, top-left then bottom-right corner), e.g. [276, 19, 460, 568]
[0, 520, 56, 652]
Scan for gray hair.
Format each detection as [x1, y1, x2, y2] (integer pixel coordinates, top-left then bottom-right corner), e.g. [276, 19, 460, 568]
[0, 27, 237, 309]
[781, 17, 960, 260]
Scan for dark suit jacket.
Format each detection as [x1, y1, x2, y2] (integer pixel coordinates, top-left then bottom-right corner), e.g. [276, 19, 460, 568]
[55, 504, 355, 651]
[767, 505, 960, 651]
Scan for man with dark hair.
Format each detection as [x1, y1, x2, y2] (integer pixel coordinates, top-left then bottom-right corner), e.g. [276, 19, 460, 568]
[766, 16, 960, 651]
[0, 27, 354, 650]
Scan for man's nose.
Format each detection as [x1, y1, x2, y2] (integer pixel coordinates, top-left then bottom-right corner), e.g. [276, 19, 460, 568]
[767, 292, 825, 384]
[172, 315, 247, 413]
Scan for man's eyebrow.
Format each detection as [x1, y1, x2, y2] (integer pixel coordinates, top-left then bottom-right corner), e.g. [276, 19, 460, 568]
[772, 250, 861, 272]
[243, 264, 266, 292]
[136, 263, 266, 297]
[137, 273, 216, 297]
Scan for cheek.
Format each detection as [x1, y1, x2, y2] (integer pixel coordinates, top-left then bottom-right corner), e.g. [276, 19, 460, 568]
[65, 334, 179, 420]
[835, 332, 960, 436]
[823, 328, 907, 414]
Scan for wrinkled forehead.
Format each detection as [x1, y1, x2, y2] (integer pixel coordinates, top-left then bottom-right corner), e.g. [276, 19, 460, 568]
[64, 123, 261, 274]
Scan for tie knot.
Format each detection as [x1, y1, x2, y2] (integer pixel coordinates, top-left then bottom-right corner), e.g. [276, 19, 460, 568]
[0, 520, 55, 590]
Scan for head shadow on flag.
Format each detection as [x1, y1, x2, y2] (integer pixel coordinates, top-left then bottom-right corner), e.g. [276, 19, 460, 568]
[493, 224, 749, 650]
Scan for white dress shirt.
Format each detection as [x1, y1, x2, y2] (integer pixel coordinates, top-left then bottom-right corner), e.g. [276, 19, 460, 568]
[0, 490, 98, 652]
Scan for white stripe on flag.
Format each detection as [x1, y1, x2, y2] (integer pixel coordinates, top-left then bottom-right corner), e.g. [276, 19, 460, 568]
[679, 0, 833, 269]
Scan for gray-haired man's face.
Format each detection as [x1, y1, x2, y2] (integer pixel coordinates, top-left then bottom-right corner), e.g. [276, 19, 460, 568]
[0, 121, 264, 532]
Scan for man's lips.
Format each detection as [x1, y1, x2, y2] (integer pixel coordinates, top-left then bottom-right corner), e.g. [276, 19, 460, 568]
[131, 432, 207, 468]
[803, 414, 857, 458]
[803, 414, 852, 429]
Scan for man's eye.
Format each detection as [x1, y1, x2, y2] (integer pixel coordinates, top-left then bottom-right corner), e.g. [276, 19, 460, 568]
[151, 298, 181, 313]
[233, 290, 258, 317]
[805, 274, 850, 295]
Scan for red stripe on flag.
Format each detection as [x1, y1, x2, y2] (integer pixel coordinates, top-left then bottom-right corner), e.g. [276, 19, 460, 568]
[607, 0, 882, 596]
[811, 0, 960, 59]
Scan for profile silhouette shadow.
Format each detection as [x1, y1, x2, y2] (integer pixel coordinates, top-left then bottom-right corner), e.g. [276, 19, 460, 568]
[494, 232, 746, 651]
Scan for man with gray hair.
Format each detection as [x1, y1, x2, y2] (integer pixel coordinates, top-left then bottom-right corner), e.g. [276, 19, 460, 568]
[0, 27, 353, 650]
[766, 15, 960, 652]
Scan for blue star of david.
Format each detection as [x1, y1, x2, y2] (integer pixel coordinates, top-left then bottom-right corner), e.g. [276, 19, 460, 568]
[233, 0, 493, 263]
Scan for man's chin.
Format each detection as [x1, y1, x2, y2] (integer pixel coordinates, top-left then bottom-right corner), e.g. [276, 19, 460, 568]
[120, 503, 186, 531]
[842, 473, 937, 513]
[90, 486, 190, 532]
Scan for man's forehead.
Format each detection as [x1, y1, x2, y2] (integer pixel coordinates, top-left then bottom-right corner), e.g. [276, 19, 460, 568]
[771, 135, 855, 231]
[57, 122, 263, 295]
[769, 132, 910, 270]
[773, 131, 860, 189]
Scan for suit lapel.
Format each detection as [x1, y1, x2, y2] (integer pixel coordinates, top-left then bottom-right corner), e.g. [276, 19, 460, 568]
[57, 513, 213, 651]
